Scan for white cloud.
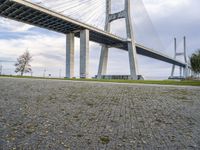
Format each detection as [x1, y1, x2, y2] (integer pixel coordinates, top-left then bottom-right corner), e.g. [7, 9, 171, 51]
[0, 18, 33, 32]
[143, 0, 189, 17]
[0, 0, 199, 79]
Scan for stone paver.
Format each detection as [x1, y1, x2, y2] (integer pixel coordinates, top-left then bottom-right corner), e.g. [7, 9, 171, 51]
[0, 78, 200, 150]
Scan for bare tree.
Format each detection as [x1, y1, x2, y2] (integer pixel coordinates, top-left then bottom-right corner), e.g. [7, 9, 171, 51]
[15, 51, 32, 76]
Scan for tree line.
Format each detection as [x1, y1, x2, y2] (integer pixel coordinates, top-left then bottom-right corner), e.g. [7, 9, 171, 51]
[190, 49, 200, 77]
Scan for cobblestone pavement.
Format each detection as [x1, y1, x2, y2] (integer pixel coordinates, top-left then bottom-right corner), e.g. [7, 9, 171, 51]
[0, 78, 200, 150]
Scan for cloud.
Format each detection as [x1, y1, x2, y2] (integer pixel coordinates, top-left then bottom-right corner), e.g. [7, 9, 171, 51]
[0, 18, 33, 32]
[142, 0, 189, 18]
[0, 0, 199, 78]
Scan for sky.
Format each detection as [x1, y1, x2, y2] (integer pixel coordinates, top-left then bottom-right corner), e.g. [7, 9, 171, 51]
[0, 0, 199, 79]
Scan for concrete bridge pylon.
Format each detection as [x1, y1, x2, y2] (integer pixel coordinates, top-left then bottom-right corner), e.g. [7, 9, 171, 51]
[97, 0, 139, 80]
[170, 36, 190, 79]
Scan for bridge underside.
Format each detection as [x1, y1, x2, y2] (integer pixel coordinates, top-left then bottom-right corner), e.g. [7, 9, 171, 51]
[0, 0, 186, 69]
[0, 0, 127, 49]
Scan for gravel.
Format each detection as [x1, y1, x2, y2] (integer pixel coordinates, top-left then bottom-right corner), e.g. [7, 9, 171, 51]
[0, 77, 200, 149]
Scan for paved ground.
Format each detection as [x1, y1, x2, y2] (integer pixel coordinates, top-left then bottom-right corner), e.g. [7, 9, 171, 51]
[0, 78, 200, 150]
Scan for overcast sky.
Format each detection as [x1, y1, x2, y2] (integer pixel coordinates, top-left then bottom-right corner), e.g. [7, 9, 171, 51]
[0, 0, 199, 79]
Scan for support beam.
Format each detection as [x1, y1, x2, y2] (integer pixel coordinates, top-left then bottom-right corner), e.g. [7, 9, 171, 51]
[184, 65, 189, 78]
[80, 29, 90, 78]
[188, 68, 191, 77]
[183, 36, 189, 78]
[108, 10, 126, 22]
[170, 37, 189, 79]
[180, 66, 182, 77]
[125, 0, 138, 79]
[128, 41, 138, 79]
[66, 32, 75, 78]
[98, 45, 109, 78]
[171, 65, 175, 77]
[98, 0, 138, 80]
[171, 38, 177, 77]
[184, 36, 187, 63]
[97, 0, 111, 79]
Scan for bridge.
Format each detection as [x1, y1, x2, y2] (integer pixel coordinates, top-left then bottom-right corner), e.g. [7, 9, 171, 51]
[0, 0, 189, 79]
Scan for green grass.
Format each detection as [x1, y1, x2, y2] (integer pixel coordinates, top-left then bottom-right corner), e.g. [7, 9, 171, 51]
[99, 136, 110, 144]
[72, 78, 200, 86]
[0, 75, 200, 86]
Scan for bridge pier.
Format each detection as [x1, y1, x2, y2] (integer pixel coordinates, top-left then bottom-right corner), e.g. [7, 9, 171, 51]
[97, 0, 138, 80]
[97, 0, 111, 79]
[80, 29, 90, 78]
[125, 0, 138, 80]
[127, 41, 138, 80]
[188, 68, 191, 77]
[180, 66, 182, 77]
[97, 45, 109, 78]
[170, 37, 189, 79]
[66, 33, 75, 78]
[183, 65, 189, 78]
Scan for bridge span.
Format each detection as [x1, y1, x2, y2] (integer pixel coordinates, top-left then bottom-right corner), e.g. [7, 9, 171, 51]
[0, 0, 187, 78]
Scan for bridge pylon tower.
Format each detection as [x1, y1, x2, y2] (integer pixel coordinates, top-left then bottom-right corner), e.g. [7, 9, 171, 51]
[97, 0, 139, 80]
[170, 36, 189, 79]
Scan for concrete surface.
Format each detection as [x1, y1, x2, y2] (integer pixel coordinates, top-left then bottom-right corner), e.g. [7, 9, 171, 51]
[0, 77, 200, 149]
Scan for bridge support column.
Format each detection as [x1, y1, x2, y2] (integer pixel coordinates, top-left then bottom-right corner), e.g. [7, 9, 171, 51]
[171, 65, 175, 77]
[66, 33, 75, 78]
[97, 0, 111, 79]
[189, 68, 191, 77]
[97, 45, 109, 78]
[125, 0, 138, 80]
[80, 29, 90, 78]
[183, 65, 189, 78]
[180, 67, 182, 77]
[97, 0, 138, 80]
[170, 37, 188, 79]
[127, 41, 138, 80]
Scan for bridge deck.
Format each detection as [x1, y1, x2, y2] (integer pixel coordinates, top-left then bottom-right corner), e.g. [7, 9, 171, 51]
[0, 0, 186, 67]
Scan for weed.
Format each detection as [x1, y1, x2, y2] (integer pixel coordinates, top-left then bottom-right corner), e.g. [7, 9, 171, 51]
[100, 136, 110, 144]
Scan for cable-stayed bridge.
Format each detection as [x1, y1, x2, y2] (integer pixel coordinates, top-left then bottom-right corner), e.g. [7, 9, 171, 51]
[0, 0, 189, 79]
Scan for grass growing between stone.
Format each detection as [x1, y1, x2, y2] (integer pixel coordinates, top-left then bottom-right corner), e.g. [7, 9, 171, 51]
[0, 77, 200, 149]
[1, 75, 200, 86]
[99, 136, 110, 144]
[75, 78, 200, 86]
